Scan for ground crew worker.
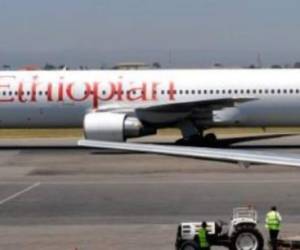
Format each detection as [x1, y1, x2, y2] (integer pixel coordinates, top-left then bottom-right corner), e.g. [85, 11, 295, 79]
[198, 221, 210, 250]
[265, 206, 282, 250]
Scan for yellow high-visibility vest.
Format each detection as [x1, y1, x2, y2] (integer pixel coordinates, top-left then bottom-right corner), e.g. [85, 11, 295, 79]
[198, 228, 209, 248]
[266, 211, 281, 230]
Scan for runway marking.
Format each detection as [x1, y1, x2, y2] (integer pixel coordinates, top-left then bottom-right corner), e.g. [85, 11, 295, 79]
[0, 182, 40, 205]
[0, 179, 299, 186]
[23, 180, 300, 185]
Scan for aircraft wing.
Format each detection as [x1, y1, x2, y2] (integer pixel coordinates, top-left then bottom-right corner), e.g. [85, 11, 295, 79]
[134, 97, 257, 124]
[136, 97, 256, 113]
[96, 97, 255, 113]
[78, 140, 300, 168]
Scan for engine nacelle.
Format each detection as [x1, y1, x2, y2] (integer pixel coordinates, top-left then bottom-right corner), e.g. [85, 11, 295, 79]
[83, 112, 156, 142]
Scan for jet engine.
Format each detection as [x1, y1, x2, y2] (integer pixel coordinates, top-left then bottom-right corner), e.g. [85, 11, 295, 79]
[83, 112, 156, 142]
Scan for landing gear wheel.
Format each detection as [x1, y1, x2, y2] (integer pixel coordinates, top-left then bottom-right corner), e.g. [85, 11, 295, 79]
[179, 240, 199, 250]
[204, 133, 217, 146]
[230, 226, 264, 250]
[175, 138, 188, 146]
[175, 135, 202, 146]
[175, 133, 218, 146]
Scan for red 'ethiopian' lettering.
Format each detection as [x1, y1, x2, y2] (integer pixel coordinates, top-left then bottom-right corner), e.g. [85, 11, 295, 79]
[100, 82, 117, 101]
[47, 83, 53, 101]
[66, 82, 91, 102]
[114, 82, 123, 101]
[127, 83, 147, 101]
[168, 81, 176, 100]
[58, 80, 64, 101]
[30, 81, 41, 102]
[90, 82, 118, 108]
[151, 82, 160, 100]
[91, 82, 100, 108]
[18, 82, 27, 103]
[4, 79, 177, 106]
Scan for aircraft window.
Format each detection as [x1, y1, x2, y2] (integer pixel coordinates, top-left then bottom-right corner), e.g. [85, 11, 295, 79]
[259, 89, 263, 94]
[216, 90, 220, 94]
[173, 90, 177, 94]
[185, 90, 189, 94]
[271, 90, 275, 94]
[210, 90, 214, 94]
[192, 90, 195, 94]
[204, 90, 207, 94]
[161, 90, 165, 95]
[3, 92, 6, 96]
[179, 90, 183, 94]
[277, 89, 281, 94]
[253, 90, 257, 94]
[39, 91, 43, 96]
[234, 90, 238, 94]
[102, 90, 106, 95]
[246, 89, 250, 94]
[283, 89, 287, 94]
[265, 89, 269, 94]
[45, 91, 48, 95]
[296, 89, 300, 94]
[198, 90, 201, 94]
[9, 91, 12, 96]
[15, 91, 18, 95]
[228, 90, 232, 94]
[240, 90, 244, 94]
[222, 90, 226, 94]
[290, 89, 294, 94]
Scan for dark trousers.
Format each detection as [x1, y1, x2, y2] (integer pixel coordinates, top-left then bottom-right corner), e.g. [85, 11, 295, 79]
[269, 230, 279, 250]
[200, 247, 210, 250]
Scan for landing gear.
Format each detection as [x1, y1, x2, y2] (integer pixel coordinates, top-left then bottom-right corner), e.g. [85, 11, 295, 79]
[175, 133, 218, 147]
[177, 121, 218, 146]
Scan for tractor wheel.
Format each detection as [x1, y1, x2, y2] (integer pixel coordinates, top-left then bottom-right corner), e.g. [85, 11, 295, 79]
[230, 225, 264, 250]
[179, 240, 199, 250]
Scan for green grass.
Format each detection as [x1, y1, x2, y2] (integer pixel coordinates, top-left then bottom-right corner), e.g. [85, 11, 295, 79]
[0, 127, 299, 139]
[0, 129, 83, 138]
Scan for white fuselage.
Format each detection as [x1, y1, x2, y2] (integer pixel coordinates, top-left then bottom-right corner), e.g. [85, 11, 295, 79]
[0, 69, 299, 128]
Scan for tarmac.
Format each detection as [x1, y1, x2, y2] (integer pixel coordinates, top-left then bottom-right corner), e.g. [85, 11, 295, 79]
[1, 135, 300, 249]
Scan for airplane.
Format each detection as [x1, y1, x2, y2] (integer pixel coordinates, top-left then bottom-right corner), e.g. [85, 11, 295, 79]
[2, 68, 300, 167]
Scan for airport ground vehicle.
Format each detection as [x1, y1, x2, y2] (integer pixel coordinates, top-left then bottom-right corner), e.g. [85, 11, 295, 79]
[175, 207, 264, 250]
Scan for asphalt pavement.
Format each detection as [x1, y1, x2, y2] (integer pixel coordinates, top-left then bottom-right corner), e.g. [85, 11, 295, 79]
[0, 136, 300, 249]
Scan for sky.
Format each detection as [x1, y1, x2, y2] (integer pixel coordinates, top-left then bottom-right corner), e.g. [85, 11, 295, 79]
[1, 0, 300, 68]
